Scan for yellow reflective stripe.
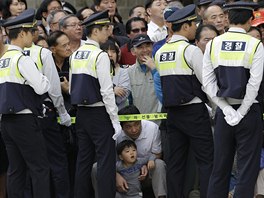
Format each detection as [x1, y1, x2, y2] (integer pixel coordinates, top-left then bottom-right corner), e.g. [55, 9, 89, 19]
[119, 113, 167, 121]
[219, 51, 245, 61]
[57, 113, 168, 124]
[0, 68, 10, 77]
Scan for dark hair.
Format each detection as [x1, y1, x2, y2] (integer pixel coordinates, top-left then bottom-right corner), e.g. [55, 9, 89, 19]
[38, 0, 62, 17]
[228, 9, 253, 25]
[171, 20, 192, 32]
[145, 0, 154, 9]
[116, 140, 137, 156]
[76, 6, 90, 20]
[129, 5, 145, 17]
[195, 24, 219, 41]
[100, 39, 120, 63]
[248, 26, 262, 40]
[47, 30, 68, 47]
[37, 23, 48, 37]
[7, 27, 31, 40]
[125, 17, 148, 34]
[35, 35, 46, 43]
[2, 0, 28, 19]
[118, 105, 141, 126]
[93, 0, 117, 6]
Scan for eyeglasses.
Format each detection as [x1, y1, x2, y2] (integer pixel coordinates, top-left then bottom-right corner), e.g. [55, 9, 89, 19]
[131, 27, 147, 33]
[65, 23, 82, 28]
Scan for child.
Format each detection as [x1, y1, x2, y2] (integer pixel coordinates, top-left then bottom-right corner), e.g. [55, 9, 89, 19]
[116, 140, 148, 198]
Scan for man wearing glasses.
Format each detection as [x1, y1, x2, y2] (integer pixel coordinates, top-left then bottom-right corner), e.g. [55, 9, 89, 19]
[119, 17, 148, 66]
[59, 15, 85, 53]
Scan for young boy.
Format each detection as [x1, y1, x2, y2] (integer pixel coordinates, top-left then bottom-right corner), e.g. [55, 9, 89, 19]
[116, 140, 149, 198]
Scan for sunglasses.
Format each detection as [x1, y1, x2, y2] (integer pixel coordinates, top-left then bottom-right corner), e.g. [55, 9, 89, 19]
[131, 27, 147, 33]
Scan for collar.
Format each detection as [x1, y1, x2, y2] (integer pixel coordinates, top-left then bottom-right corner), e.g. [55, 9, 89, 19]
[135, 60, 149, 73]
[148, 21, 167, 32]
[227, 27, 247, 34]
[169, 34, 189, 43]
[7, 44, 23, 52]
[85, 38, 100, 48]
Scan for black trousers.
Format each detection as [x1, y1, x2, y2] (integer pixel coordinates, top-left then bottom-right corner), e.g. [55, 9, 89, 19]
[74, 106, 116, 198]
[207, 104, 262, 198]
[41, 105, 70, 198]
[166, 103, 214, 198]
[1, 114, 50, 198]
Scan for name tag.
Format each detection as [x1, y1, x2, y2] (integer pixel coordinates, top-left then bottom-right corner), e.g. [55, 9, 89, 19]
[159, 52, 176, 62]
[24, 50, 30, 56]
[74, 51, 90, 59]
[221, 41, 246, 51]
[0, 58, 10, 69]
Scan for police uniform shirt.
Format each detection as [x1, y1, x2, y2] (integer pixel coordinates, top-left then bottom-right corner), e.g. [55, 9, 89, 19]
[5, 45, 50, 114]
[69, 38, 119, 125]
[157, 34, 205, 105]
[203, 27, 264, 115]
[26, 45, 67, 114]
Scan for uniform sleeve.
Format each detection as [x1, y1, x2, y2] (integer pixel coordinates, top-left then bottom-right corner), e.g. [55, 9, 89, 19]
[96, 52, 120, 125]
[18, 56, 50, 95]
[202, 41, 229, 110]
[238, 43, 264, 116]
[185, 45, 204, 84]
[41, 49, 67, 114]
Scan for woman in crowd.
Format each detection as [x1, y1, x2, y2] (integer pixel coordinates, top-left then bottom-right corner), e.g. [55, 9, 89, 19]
[2, 0, 27, 19]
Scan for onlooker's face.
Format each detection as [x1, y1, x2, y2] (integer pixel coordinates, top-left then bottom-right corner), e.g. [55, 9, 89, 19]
[147, 0, 167, 21]
[130, 7, 148, 22]
[196, 28, 217, 53]
[248, 28, 261, 40]
[132, 42, 153, 64]
[61, 16, 83, 41]
[47, 1, 62, 15]
[203, 5, 225, 34]
[257, 24, 264, 42]
[51, 34, 72, 58]
[37, 26, 47, 39]
[119, 146, 137, 165]
[96, 0, 117, 18]
[128, 21, 147, 39]
[9, 0, 26, 16]
[50, 12, 66, 32]
[36, 39, 49, 48]
[106, 47, 118, 64]
[122, 121, 142, 140]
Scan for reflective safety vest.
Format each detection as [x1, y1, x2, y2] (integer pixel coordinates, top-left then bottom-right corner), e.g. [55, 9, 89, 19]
[155, 40, 207, 107]
[0, 49, 43, 115]
[24, 44, 43, 71]
[210, 32, 261, 99]
[70, 43, 103, 105]
[24, 44, 49, 101]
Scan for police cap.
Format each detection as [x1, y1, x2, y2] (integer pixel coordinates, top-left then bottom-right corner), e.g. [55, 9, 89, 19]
[197, 0, 213, 6]
[131, 34, 153, 48]
[81, 10, 110, 27]
[166, 4, 197, 24]
[223, 1, 258, 11]
[3, 8, 36, 30]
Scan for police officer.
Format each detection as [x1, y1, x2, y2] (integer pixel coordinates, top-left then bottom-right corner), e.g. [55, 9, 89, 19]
[155, 4, 214, 198]
[0, 9, 51, 198]
[202, 1, 264, 198]
[24, 29, 71, 197]
[70, 10, 122, 198]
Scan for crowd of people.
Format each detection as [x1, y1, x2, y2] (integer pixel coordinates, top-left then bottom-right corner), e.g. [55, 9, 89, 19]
[0, 0, 264, 198]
